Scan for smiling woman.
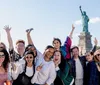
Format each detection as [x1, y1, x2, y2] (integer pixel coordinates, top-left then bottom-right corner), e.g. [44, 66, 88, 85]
[94, 50, 100, 73]
[53, 50, 74, 85]
[0, 48, 11, 85]
[84, 51, 100, 85]
[12, 50, 35, 85]
[0, 52, 5, 67]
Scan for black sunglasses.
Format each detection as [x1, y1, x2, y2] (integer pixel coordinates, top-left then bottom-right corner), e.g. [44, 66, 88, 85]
[0, 54, 5, 58]
[26, 56, 33, 59]
[94, 54, 100, 57]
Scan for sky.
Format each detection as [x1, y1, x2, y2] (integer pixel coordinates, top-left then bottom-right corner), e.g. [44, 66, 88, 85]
[0, 0, 100, 53]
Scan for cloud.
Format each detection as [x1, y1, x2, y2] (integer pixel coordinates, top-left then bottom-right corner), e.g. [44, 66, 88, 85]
[74, 33, 79, 37]
[89, 17, 100, 23]
[74, 17, 100, 25]
[74, 20, 82, 25]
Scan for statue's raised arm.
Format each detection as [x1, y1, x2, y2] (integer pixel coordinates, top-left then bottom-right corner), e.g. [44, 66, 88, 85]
[79, 6, 83, 15]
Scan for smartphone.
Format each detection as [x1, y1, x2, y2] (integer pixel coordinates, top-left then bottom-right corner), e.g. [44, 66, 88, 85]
[26, 28, 33, 32]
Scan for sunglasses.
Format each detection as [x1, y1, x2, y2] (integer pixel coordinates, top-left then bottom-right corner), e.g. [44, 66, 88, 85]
[26, 56, 33, 59]
[0, 55, 5, 58]
[94, 54, 100, 57]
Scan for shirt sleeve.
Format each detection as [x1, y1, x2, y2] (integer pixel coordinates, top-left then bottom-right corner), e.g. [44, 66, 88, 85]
[64, 36, 72, 60]
[11, 63, 23, 80]
[31, 71, 39, 84]
[35, 49, 44, 63]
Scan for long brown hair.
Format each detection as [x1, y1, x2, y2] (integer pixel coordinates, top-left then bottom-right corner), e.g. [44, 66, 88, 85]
[0, 48, 10, 72]
[0, 42, 6, 49]
[94, 50, 100, 69]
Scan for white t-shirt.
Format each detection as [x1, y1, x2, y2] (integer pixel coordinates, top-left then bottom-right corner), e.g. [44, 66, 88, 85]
[75, 58, 83, 79]
[31, 57, 56, 85]
[25, 66, 33, 77]
[9, 63, 34, 80]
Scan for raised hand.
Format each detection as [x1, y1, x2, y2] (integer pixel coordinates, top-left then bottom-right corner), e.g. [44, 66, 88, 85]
[11, 62, 16, 71]
[69, 24, 75, 39]
[72, 24, 75, 30]
[94, 37, 98, 46]
[4, 25, 11, 33]
[53, 59, 60, 67]
[80, 47, 83, 56]
[36, 63, 43, 71]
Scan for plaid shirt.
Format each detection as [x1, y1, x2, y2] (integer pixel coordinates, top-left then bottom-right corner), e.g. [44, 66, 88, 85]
[9, 49, 23, 62]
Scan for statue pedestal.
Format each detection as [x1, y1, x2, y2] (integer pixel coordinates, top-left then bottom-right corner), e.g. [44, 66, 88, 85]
[78, 32, 93, 55]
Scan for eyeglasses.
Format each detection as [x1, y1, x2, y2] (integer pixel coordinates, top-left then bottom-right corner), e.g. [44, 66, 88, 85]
[94, 54, 100, 57]
[0, 55, 5, 58]
[26, 56, 33, 59]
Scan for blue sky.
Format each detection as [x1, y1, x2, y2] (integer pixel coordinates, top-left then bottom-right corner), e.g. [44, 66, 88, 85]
[0, 0, 100, 52]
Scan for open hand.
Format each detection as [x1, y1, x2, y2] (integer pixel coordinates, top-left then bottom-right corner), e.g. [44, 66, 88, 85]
[72, 24, 75, 30]
[11, 62, 16, 71]
[4, 25, 11, 33]
[36, 64, 43, 71]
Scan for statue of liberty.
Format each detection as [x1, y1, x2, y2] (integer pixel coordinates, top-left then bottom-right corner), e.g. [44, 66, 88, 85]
[79, 6, 89, 33]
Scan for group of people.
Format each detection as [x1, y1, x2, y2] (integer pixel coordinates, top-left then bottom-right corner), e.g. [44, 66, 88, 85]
[0, 25, 100, 85]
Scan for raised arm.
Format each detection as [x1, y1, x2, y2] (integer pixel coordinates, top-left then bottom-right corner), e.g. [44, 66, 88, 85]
[94, 37, 98, 46]
[79, 6, 83, 15]
[4, 25, 13, 50]
[63, 24, 75, 60]
[80, 47, 83, 56]
[26, 28, 34, 45]
[92, 37, 98, 53]
[69, 24, 75, 39]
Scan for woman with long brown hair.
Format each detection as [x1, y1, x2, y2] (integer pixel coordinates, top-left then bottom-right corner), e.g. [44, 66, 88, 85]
[0, 48, 11, 85]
